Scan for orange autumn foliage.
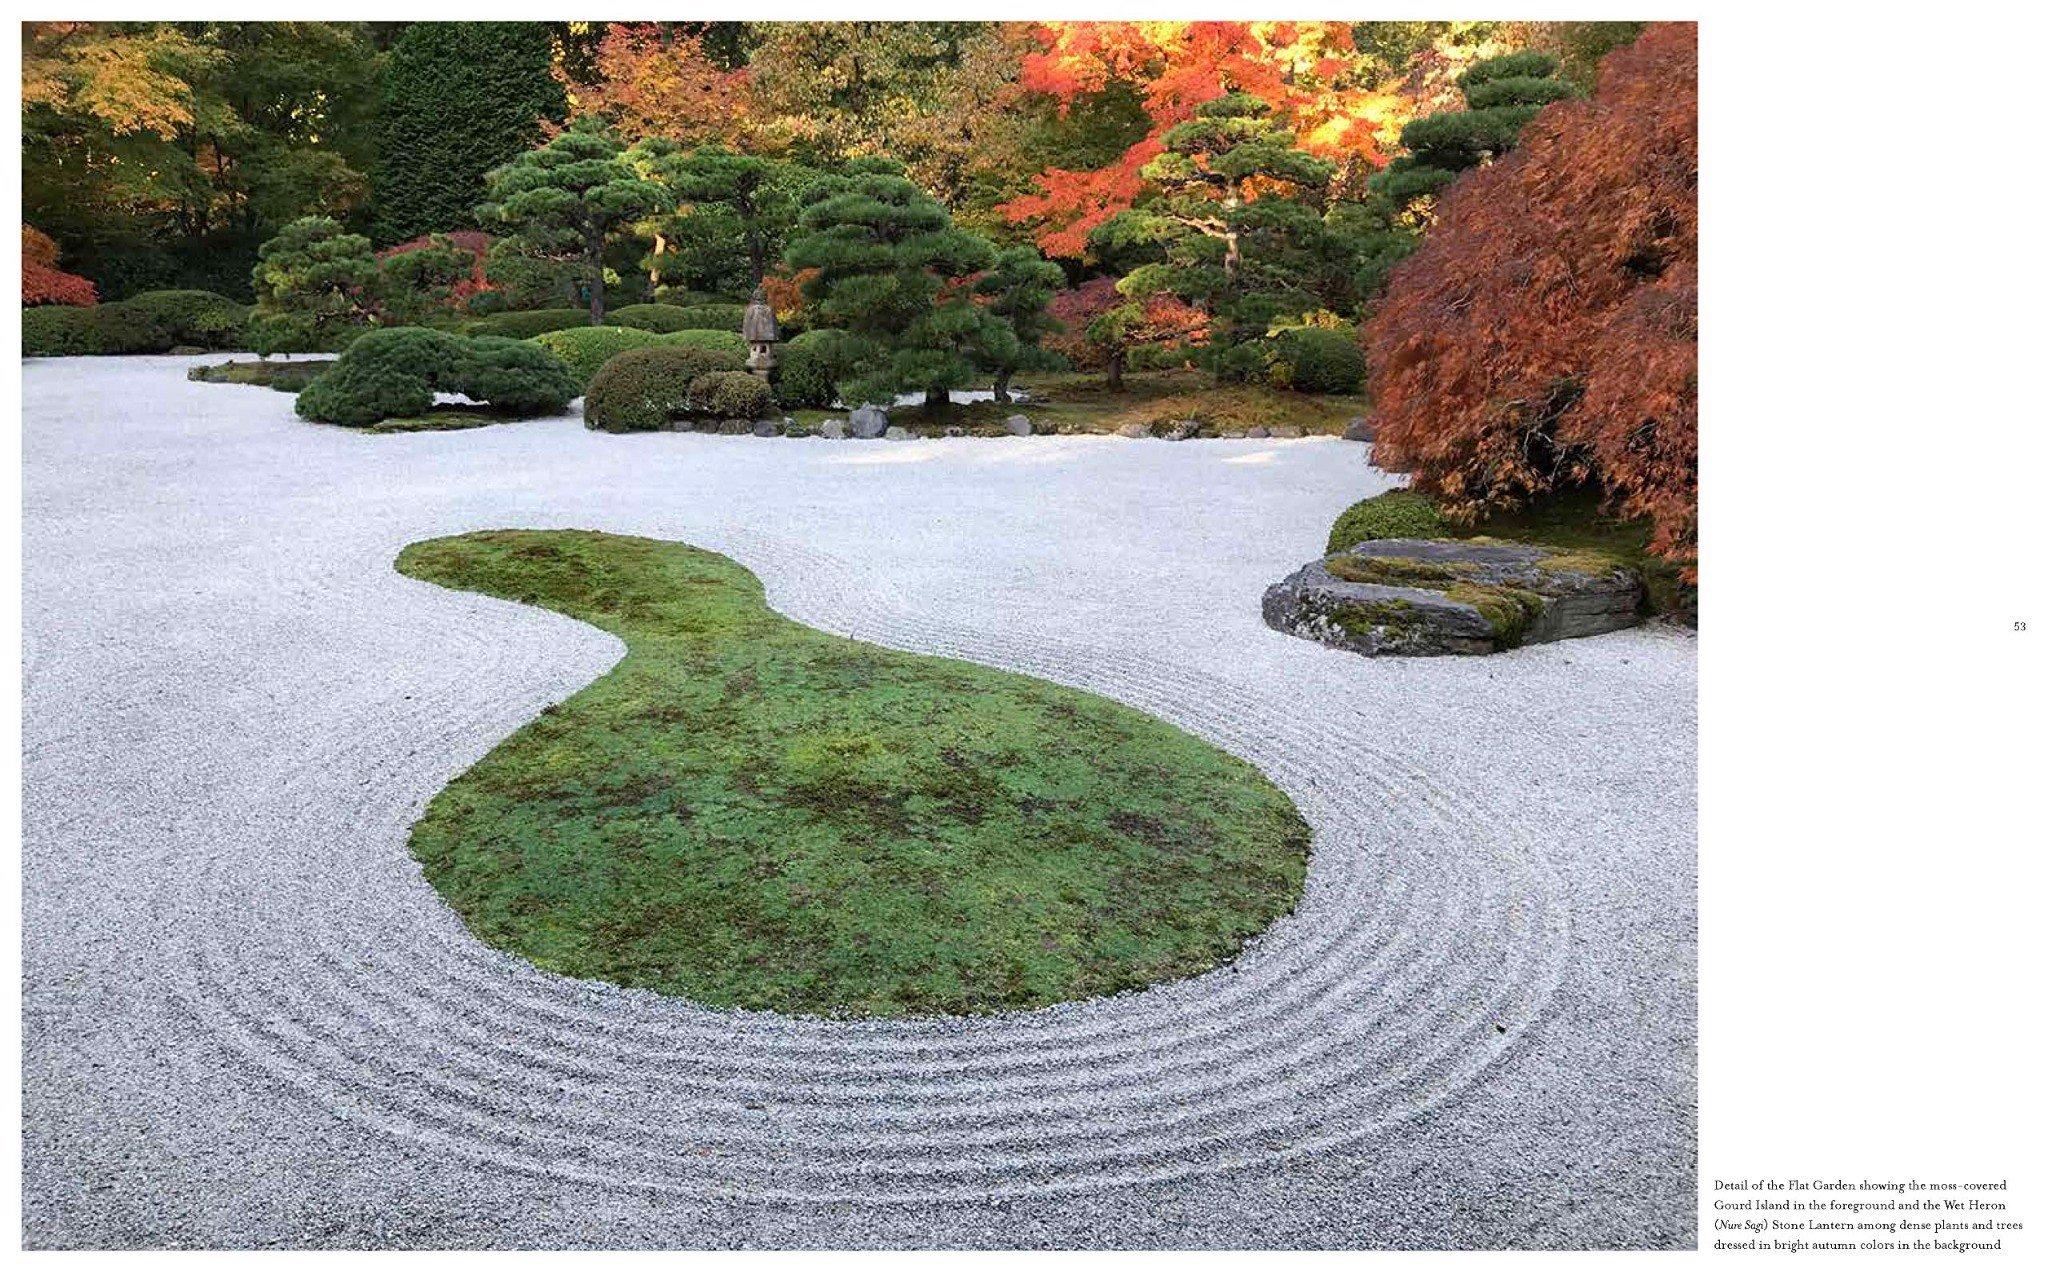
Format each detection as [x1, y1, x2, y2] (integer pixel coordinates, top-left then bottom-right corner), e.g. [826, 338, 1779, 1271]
[761, 266, 817, 325]
[22, 224, 97, 307]
[1365, 23, 1698, 565]
[376, 230, 493, 302]
[1000, 22, 1399, 258]
[1045, 277, 1208, 375]
[564, 25, 754, 149]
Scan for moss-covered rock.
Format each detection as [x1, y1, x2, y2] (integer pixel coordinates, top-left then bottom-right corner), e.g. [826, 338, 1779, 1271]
[1263, 537, 1642, 657]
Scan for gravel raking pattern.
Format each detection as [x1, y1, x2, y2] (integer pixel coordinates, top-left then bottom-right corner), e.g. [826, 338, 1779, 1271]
[24, 355, 1694, 1246]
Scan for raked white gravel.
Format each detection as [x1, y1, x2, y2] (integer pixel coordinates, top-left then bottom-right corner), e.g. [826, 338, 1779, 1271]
[22, 354, 1696, 1248]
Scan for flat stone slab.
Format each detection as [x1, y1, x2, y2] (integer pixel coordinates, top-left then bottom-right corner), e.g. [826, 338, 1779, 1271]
[1262, 537, 1643, 657]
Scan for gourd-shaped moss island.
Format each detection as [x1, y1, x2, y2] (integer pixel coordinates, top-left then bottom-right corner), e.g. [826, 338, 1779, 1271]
[395, 531, 1311, 1018]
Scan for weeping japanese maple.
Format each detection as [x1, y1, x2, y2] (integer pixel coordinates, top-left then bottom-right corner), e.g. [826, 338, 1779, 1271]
[1364, 23, 1697, 565]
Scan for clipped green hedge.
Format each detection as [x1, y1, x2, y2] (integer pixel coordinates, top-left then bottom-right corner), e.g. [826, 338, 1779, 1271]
[119, 290, 249, 349]
[657, 328, 748, 359]
[772, 340, 838, 408]
[23, 302, 168, 356]
[659, 303, 745, 333]
[691, 369, 774, 419]
[463, 307, 589, 339]
[529, 325, 664, 389]
[296, 326, 578, 427]
[24, 307, 111, 356]
[583, 344, 749, 433]
[606, 303, 697, 334]
[1276, 327, 1366, 393]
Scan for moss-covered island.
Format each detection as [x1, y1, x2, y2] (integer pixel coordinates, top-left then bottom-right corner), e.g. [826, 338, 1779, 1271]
[395, 530, 1311, 1018]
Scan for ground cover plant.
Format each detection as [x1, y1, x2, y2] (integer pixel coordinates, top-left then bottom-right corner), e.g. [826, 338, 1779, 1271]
[188, 358, 335, 392]
[783, 367, 1370, 436]
[395, 530, 1311, 1017]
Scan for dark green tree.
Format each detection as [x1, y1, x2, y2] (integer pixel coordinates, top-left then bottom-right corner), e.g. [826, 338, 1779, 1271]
[374, 22, 565, 243]
[975, 245, 1065, 402]
[248, 215, 379, 335]
[782, 160, 1004, 414]
[626, 141, 811, 295]
[1343, 49, 1574, 303]
[1106, 93, 1335, 379]
[24, 21, 379, 299]
[476, 120, 667, 326]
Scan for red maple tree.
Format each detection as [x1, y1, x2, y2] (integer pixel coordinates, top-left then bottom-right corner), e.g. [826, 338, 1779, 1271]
[563, 25, 754, 149]
[1364, 23, 1698, 565]
[22, 225, 97, 307]
[1046, 276, 1208, 388]
[375, 230, 493, 303]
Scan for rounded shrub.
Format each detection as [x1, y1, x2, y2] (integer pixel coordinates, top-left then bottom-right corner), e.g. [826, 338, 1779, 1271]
[295, 327, 465, 425]
[1276, 327, 1366, 393]
[1207, 338, 1275, 385]
[454, 336, 580, 416]
[771, 339, 837, 408]
[1325, 489, 1450, 553]
[465, 289, 509, 316]
[119, 290, 249, 349]
[91, 302, 172, 353]
[244, 312, 368, 356]
[691, 370, 774, 420]
[529, 325, 664, 388]
[657, 328, 747, 359]
[463, 307, 589, 339]
[295, 326, 576, 427]
[583, 344, 747, 433]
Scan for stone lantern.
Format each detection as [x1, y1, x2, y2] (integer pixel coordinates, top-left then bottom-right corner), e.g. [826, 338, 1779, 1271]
[742, 282, 780, 382]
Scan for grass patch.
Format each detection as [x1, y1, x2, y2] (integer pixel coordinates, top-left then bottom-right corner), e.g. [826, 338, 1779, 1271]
[187, 358, 335, 393]
[1327, 488, 1694, 621]
[362, 406, 521, 434]
[792, 368, 1369, 436]
[395, 530, 1311, 1018]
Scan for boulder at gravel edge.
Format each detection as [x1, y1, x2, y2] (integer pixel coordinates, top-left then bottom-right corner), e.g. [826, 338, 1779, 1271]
[849, 405, 888, 438]
[1262, 538, 1643, 657]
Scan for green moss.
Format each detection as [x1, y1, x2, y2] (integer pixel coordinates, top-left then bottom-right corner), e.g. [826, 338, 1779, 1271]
[1325, 487, 1690, 621]
[1531, 546, 1629, 577]
[1443, 582, 1547, 648]
[362, 406, 513, 433]
[1324, 489, 1451, 552]
[1323, 554, 1473, 587]
[1327, 598, 1422, 639]
[395, 530, 1310, 1018]
[188, 359, 335, 392]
